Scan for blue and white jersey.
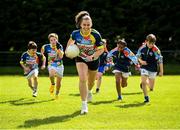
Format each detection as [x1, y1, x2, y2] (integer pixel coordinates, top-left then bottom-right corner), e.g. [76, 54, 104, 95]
[20, 51, 43, 69]
[108, 47, 138, 72]
[136, 43, 163, 72]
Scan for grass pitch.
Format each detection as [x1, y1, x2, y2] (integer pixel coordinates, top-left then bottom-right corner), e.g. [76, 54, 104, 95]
[0, 75, 180, 129]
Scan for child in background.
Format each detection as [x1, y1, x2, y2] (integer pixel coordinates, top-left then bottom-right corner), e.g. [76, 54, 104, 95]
[108, 39, 139, 100]
[136, 34, 163, 103]
[96, 39, 113, 93]
[20, 41, 46, 97]
[41, 33, 64, 100]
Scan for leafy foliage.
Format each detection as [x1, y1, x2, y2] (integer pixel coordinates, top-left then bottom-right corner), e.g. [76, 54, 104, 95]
[0, 0, 179, 51]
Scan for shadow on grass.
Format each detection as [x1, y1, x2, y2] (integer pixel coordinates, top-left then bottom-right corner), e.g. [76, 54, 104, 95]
[90, 99, 117, 105]
[0, 98, 54, 106]
[122, 92, 142, 95]
[69, 93, 80, 96]
[116, 101, 147, 108]
[0, 98, 25, 104]
[17, 110, 81, 128]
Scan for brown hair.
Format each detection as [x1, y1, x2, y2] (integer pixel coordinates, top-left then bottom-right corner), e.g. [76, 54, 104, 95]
[116, 39, 127, 47]
[146, 34, 156, 43]
[48, 33, 58, 41]
[75, 11, 91, 28]
[28, 41, 37, 49]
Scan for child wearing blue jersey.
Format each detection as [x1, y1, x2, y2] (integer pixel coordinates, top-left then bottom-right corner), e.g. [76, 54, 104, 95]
[136, 34, 163, 103]
[95, 39, 113, 93]
[41, 33, 64, 100]
[20, 41, 46, 97]
[65, 11, 104, 114]
[108, 39, 139, 100]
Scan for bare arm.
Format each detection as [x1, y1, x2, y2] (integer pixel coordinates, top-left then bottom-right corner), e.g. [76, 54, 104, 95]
[41, 55, 46, 70]
[92, 48, 104, 59]
[57, 49, 64, 59]
[86, 48, 104, 61]
[159, 63, 163, 76]
[138, 58, 147, 65]
[20, 62, 30, 73]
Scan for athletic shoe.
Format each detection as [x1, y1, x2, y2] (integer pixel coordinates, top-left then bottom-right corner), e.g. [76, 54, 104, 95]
[80, 103, 88, 115]
[49, 85, 55, 95]
[87, 92, 92, 102]
[32, 90, 37, 97]
[96, 88, 99, 93]
[144, 96, 149, 103]
[144, 100, 149, 103]
[117, 95, 122, 100]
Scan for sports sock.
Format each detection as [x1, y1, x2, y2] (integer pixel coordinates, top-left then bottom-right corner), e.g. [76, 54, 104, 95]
[82, 101, 87, 105]
[56, 91, 59, 95]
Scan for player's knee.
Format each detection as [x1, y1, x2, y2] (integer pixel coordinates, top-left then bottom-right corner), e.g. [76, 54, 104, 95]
[122, 82, 127, 88]
[79, 78, 87, 83]
[49, 70, 55, 77]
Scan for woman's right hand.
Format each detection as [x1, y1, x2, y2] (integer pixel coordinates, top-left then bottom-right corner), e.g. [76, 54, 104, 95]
[85, 55, 94, 62]
[139, 60, 147, 65]
[24, 67, 30, 74]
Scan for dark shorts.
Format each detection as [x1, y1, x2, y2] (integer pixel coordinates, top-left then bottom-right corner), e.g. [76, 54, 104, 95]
[75, 57, 99, 71]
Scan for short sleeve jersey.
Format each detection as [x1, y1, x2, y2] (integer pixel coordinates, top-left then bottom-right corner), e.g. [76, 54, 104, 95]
[108, 47, 138, 72]
[20, 51, 43, 69]
[136, 43, 163, 72]
[41, 42, 63, 66]
[71, 29, 104, 61]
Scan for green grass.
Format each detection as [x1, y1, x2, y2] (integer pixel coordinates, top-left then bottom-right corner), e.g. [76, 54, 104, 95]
[0, 75, 180, 129]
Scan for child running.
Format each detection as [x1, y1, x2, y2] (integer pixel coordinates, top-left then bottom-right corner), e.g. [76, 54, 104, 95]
[108, 39, 139, 100]
[136, 34, 163, 103]
[20, 41, 46, 97]
[41, 33, 64, 100]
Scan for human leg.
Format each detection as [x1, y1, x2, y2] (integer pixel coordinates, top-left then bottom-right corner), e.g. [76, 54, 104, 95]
[32, 76, 38, 97]
[48, 67, 56, 95]
[55, 65, 64, 99]
[96, 72, 103, 93]
[148, 72, 157, 91]
[115, 72, 122, 100]
[55, 76, 62, 99]
[27, 78, 33, 90]
[148, 78, 155, 91]
[76, 62, 88, 114]
[87, 69, 97, 101]
[141, 75, 149, 102]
